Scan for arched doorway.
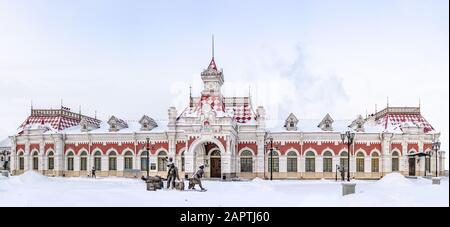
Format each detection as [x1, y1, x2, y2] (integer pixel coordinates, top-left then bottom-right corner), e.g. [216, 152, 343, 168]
[209, 149, 221, 178]
[187, 137, 226, 179]
[408, 156, 416, 176]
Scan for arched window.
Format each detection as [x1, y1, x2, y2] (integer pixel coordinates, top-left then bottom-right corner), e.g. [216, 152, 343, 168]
[109, 151, 117, 171]
[80, 151, 88, 171]
[140, 150, 149, 171]
[340, 151, 348, 171]
[67, 151, 74, 171]
[47, 151, 54, 170]
[124, 151, 133, 170]
[323, 151, 333, 172]
[18, 151, 24, 170]
[240, 150, 253, 173]
[94, 151, 102, 170]
[158, 150, 167, 171]
[305, 151, 315, 172]
[371, 152, 379, 172]
[268, 150, 279, 173]
[287, 151, 297, 172]
[356, 152, 365, 172]
[32, 151, 39, 170]
[391, 151, 400, 172]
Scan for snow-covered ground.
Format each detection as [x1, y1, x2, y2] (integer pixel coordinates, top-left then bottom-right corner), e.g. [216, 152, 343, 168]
[0, 172, 448, 207]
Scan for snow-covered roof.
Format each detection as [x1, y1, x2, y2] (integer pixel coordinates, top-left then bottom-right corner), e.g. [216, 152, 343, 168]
[0, 138, 11, 148]
[62, 120, 168, 134]
[267, 118, 397, 134]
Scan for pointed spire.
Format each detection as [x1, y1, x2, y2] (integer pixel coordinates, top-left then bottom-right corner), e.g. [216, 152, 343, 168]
[419, 97, 421, 109]
[189, 85, 194, 108]
[387, 96, 389, 108]
[94, 110, 97, 119]
[208, 35, 218, 70]
[212, 34, 215, 59]
[31, 100, 33, 114]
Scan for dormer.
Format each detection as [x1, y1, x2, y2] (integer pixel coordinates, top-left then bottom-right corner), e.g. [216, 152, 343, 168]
[139, 115, 158, 131]
[107, 116, 128, 132]
[318, 113, 334, 131]
[349, 115, 365, 132]
[80, 118, 100, 132]
[284, 113, 299, 131]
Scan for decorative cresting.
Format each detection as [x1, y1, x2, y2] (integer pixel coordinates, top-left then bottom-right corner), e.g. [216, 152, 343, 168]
[139, 115, 158, 131]
[284, 113, 299, 131]
[318, 113, 334, 131]
[107, 116, 128, 132]
[349, 115, 365, 132]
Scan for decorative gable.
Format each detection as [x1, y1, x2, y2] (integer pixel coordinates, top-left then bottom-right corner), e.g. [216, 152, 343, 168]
[284, 113, 299, 131]
[318, 113, 334, 131]
[80, 117, 100, 132]
[349, 115, 365, 132]
[139, 115, 158, 131]
[107, 116, 128, 132]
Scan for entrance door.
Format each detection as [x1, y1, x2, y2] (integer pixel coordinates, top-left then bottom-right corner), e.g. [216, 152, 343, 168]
[210, 158, 221, 178]
[408, 157, 416, 176]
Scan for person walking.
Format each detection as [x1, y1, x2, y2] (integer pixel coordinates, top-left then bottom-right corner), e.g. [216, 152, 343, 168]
[91, 166, 96, 178]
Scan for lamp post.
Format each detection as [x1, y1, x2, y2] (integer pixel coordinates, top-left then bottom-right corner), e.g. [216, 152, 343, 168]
[341, 131, 355, 182]
[266, 136, 274, 181]
[145, 137, 150, 178]
[432, 141, 441, 177]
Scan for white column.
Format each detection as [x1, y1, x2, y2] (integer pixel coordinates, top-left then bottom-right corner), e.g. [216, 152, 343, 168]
[221, 154, 231, 176]
[185, 153, 194, 174]
[101, 155, 108, 171]
[25, 141, 30, 171]
[54, 135, 64, 174]
[297, 157, 302, 173]
[332, 156, 339, 172]
[299, 156, 305, 173]
[256, 137, 265, 174]
[74, 156, 80, 171]
[364, 157, 371, 173]
[316, 157, 323, 173]
[117, 155, 124, 171]
[279, 156, 287, 173]
[39, 141, 45, 171]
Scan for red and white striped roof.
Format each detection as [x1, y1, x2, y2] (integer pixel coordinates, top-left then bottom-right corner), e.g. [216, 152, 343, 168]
[376, 112, 434, 133]
[19, 108, 101, 132]
[182, 95, 256, 124]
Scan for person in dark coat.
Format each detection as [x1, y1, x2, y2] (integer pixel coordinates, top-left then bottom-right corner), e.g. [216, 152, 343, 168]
[91, 166, 96, 178]
[166, 163, 180, 189]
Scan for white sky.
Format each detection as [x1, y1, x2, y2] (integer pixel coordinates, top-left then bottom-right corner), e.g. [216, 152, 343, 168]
[0, 0, 448, 168]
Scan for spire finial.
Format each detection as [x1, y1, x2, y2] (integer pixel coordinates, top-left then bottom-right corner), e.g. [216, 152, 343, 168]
[387, 96, 389, 108]
[31, 100, 33, 113]
[60, 99, 63, 108]
[419, 97, 421, 109]
[189, 85, 193, 108]
[94, 110, 97, 119]
[212, 34, 215, 59]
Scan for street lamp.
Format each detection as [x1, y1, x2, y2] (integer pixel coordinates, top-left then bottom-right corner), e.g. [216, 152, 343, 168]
[432, 141, 441, 177]
[266, 136, 274, 181]
[341, 131, 355, 182]
[144, 137, 150, 178]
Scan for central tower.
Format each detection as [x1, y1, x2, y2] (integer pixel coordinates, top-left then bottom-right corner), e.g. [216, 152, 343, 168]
[201, 36, 224, 97]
